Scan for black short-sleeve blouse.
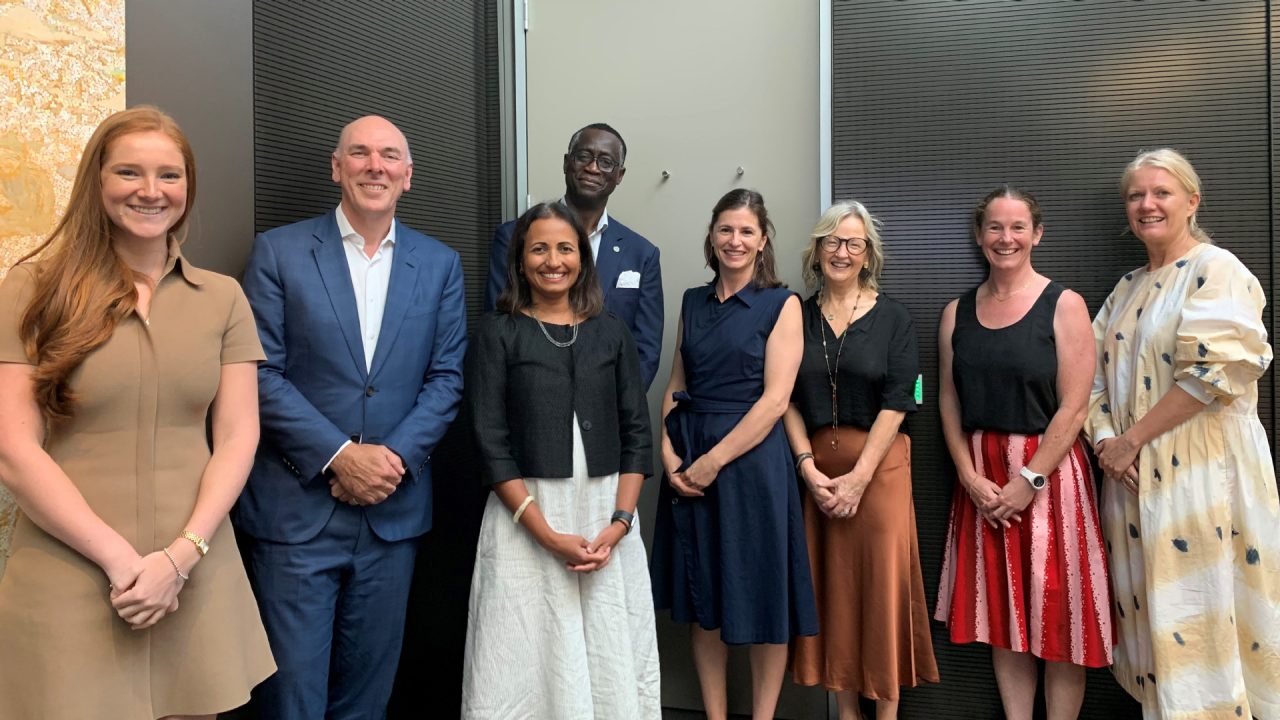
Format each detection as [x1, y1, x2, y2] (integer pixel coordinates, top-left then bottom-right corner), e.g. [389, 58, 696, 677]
[791, 292, 920, 435]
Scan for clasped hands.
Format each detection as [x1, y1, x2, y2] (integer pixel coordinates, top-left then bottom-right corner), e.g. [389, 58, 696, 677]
[329, 442, 405, 506]
[1095, 434, 1141, 496]
[664, 450, 722, 498]
[539, 521, 626, 574]
[963, 473, 1035, 529]
[106, 543, 197, 631]
[800, 462, 868, 519]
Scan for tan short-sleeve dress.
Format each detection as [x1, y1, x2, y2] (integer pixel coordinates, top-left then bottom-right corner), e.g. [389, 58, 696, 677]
[0, 253, 276, 719]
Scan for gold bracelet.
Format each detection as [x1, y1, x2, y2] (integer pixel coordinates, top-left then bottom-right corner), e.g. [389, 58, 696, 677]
[162, 547, 189, 582]
[180, 530, 209, 556]
[512, 495, 535, 525]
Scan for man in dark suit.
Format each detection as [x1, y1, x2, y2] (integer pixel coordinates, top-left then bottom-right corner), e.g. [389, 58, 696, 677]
[238, 115, 466, 720]
[484, 123, 663, 388]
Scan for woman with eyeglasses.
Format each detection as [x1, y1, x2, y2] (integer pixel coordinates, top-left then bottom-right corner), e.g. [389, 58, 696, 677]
[783, 201, 938, 720]
[935, 186, 1113, 720]
[650, 188, 818, 720]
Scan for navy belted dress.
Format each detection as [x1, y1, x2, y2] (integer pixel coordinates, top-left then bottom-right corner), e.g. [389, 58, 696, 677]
[650, 284, 819, 645]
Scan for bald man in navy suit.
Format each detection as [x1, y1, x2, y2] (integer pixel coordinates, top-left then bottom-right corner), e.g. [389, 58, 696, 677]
[239, 115, 465, 720]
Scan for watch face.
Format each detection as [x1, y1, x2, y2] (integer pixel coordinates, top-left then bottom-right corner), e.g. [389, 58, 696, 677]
[1032, 475, 1047, 488]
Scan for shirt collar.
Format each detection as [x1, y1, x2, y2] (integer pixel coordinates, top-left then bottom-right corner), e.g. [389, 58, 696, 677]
[560, 197, 609, 238]
[162, 239, 203, 286]
[335, 204, 397, 249]
[702, 280, 763, 307]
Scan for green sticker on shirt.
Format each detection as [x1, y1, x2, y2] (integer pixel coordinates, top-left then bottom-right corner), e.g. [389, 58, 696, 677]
[914, 374, 923, 404]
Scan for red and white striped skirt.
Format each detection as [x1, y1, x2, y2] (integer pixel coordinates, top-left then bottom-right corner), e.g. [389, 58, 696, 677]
[934, 430, 1114, 668]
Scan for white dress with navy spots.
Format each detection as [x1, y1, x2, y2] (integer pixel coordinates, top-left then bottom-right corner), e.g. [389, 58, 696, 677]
[1087, 242, 1280, 720]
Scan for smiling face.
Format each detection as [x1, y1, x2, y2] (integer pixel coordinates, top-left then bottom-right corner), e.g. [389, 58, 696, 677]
[819, 214, 869, 287]
[521, 217, 582, 305]
[99, 130, 188, 246]
[1124, 166, 1200, 249]
[976, 196, 1042, 270]
[563, 128, 625, 210]
[332, 116, 412, 223]
[710, 205, 768, 276]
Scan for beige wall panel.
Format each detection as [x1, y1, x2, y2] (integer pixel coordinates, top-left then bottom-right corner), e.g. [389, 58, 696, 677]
[0, 0, 126, 576]
[526, 1, 823, 715]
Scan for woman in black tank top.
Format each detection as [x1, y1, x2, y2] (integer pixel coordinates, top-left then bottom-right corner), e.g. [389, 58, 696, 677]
[934, 187, 1114, 720]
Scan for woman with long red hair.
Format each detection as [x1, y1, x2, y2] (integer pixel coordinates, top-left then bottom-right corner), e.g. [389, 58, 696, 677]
[0, 106, 274, 719]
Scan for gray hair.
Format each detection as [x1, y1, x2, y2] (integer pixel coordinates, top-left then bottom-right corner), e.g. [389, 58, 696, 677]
[801, 200, 884, 292]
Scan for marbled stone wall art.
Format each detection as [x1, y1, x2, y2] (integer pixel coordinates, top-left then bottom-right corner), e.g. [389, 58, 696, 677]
[0, 0, 125, 577]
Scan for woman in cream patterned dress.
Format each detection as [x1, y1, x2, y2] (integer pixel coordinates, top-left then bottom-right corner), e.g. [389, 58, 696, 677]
[1087, 148, 1280, 719]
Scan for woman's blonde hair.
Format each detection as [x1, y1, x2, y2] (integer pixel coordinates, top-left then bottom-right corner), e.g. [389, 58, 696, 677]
[801, 200, 884, 292]
[17, 105, 196, 422]
[1120, 147, 1209, 243]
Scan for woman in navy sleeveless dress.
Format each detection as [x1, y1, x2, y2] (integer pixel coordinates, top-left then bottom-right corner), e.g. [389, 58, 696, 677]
[651, 189, 818, 720]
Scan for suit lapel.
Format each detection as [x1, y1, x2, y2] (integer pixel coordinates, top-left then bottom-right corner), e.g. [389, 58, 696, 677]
[594, 223, 622, 300]
[369, 228, 419, 378]
[312, 217, 368, 381]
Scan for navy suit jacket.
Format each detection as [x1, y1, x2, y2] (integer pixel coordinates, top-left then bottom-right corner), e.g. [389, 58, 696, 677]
[483, 216, 663, 388]
[237, 211, 466, 544]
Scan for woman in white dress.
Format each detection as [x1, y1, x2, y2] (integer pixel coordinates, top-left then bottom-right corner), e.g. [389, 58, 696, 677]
[1087, 148, 1280, 719]
[462, 202, 660, 719]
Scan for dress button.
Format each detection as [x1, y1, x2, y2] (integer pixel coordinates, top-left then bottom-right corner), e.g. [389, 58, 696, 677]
[671, 497, 679, 505]
[365, 386, 377, 397]
[581, 420, 592, 431]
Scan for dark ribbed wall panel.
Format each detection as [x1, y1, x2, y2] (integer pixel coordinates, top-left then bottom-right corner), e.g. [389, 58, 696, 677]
[832, 2, 1274, 717]
[253, 0, 500, 326]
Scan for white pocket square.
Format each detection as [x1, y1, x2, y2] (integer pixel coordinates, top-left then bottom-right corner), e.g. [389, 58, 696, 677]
[616, 270, 641, 289]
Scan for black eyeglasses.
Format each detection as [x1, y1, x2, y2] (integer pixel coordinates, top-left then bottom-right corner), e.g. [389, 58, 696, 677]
[820, 236, 868, 254]
[569, 150, 620, 173]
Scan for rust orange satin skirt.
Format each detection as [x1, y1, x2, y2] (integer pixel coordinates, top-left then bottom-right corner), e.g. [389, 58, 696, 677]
[790, 426, 939, 699]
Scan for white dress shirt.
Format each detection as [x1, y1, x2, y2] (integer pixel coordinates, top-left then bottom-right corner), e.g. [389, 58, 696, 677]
[336, 204, 396, 371]
[325, 205, 396, 470]
[561, 197, 609, 261]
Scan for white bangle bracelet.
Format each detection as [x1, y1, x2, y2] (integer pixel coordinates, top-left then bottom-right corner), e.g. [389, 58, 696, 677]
[512, 495, 535, 525]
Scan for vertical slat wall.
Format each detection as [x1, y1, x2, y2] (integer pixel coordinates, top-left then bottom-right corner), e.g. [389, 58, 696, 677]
[830, 1, 1275, 717]
[252, 3, 500, 717]
[253, 0, 501, 326]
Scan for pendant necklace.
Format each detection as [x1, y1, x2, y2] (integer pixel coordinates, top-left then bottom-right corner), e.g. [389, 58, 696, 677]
[818, 288, 862, 450]
[530, 307, 578, 348]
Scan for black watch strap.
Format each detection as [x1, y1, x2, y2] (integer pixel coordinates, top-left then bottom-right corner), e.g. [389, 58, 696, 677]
[610, 509, 635, 534]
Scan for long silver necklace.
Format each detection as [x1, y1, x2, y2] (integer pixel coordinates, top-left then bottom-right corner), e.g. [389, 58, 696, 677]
[818, 288, 862, 450]
[530, 307, 578, 348]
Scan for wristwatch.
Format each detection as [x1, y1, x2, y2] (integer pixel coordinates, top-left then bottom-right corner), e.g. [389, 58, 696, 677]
[1020, 466, 1047, 491]
[611, 509, 636, 535]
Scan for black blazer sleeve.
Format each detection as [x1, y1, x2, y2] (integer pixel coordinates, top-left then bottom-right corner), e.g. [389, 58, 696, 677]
[466, 314, 522, 485]
[614, 318, 653, 476]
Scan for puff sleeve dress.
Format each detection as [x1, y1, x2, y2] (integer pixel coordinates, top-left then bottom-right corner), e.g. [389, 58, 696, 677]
[1086, 242, 1280, 719]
